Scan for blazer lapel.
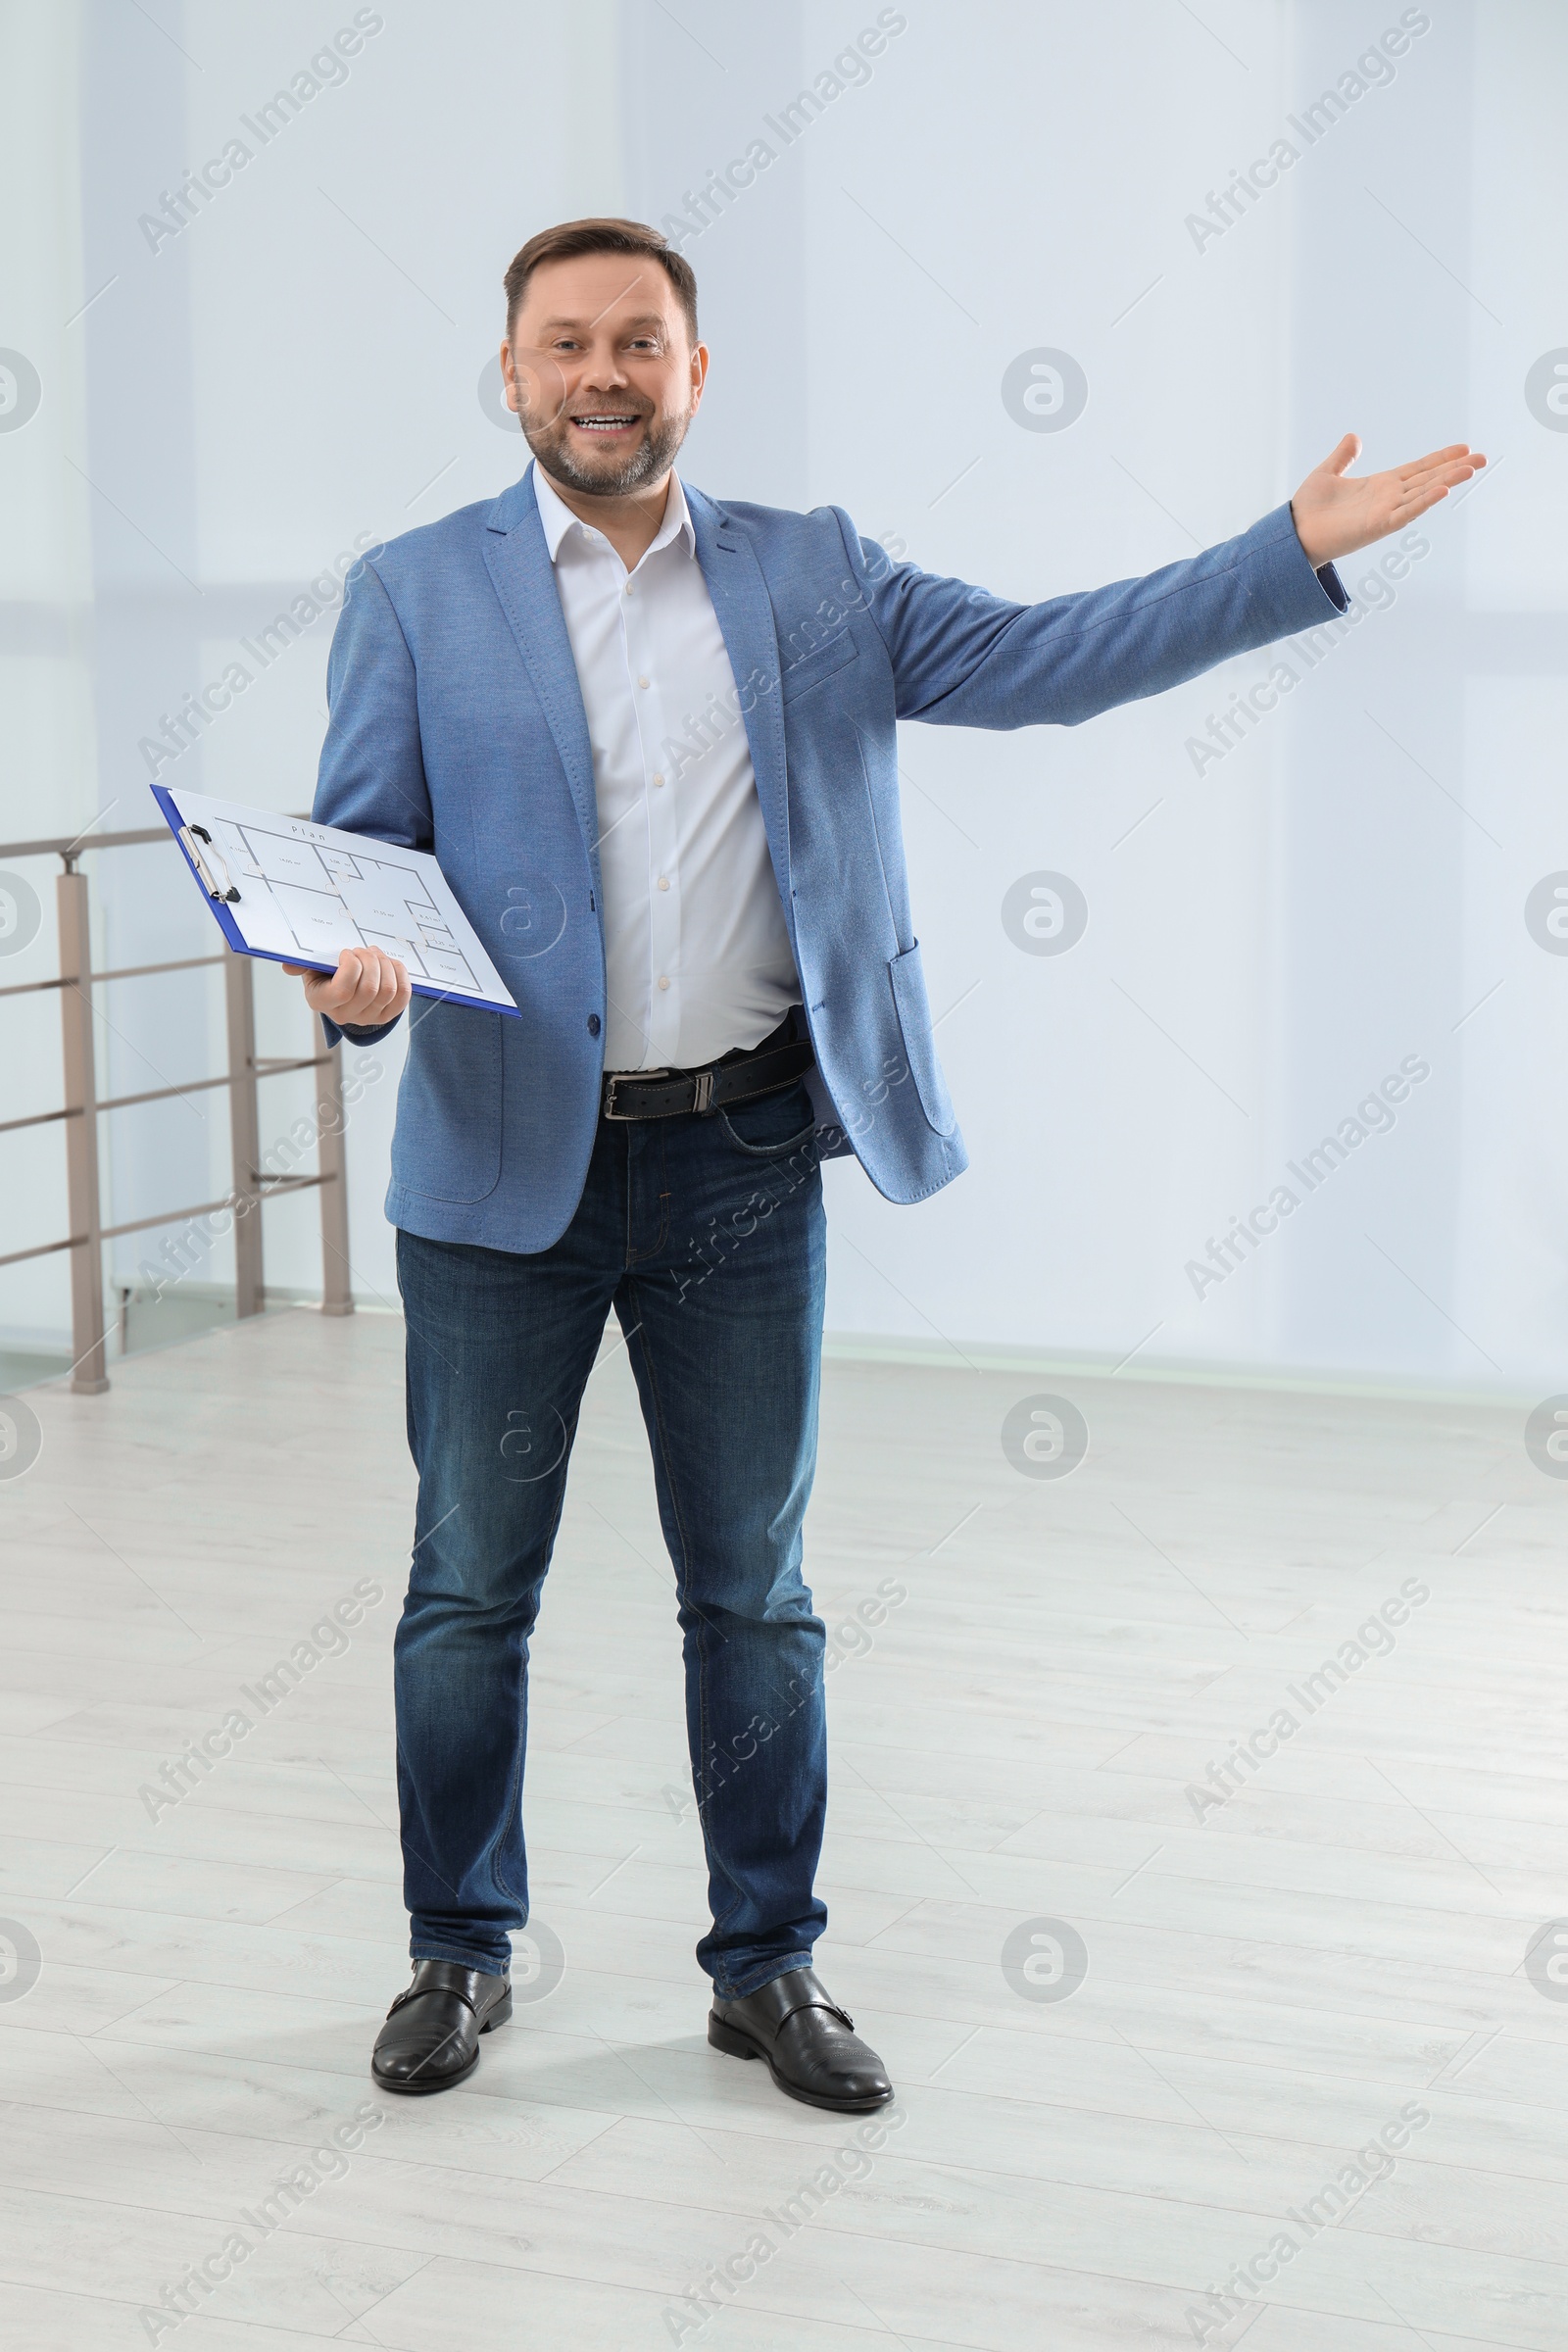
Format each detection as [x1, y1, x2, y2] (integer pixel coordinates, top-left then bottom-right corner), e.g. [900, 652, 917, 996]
[481, 470, 794, 924]
[687, 486, 792, 903]
[481, 466, 603, 886]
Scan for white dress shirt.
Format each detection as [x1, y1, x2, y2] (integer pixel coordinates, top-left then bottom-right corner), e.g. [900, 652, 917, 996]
[532, 463, 801, 1073]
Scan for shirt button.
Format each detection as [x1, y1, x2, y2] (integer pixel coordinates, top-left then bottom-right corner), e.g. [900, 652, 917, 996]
[658, 976, 670, 991]
[637, 674, 650, 689]
[624, 582, 634, 596]
[587, 1013, 601, 1037]
[657, 875, 670, 891]
[652, 772, 664, 788]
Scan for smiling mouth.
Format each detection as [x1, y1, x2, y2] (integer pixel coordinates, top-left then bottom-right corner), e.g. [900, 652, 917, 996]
[569, 413, 643, 432]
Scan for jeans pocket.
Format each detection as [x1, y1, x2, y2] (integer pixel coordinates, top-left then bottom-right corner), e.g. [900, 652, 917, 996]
[714, 1080, 819, 1160]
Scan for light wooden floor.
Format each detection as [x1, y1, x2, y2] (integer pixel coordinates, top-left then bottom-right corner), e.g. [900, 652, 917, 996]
[1, 1306, 1564, 2349]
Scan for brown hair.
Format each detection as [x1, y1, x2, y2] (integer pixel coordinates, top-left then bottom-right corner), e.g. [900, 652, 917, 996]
[503, 218, 699, 345]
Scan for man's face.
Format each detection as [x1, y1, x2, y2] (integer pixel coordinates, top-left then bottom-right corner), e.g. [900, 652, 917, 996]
[502, 252, 707, 497]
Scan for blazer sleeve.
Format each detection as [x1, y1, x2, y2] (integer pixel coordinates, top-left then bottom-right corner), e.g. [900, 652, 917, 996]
[310, 559, 432, 1049]
[835, 502, 1349, 729]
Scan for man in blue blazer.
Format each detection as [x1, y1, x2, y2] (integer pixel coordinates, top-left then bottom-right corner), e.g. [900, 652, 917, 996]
[292, 217, 1482, 2105]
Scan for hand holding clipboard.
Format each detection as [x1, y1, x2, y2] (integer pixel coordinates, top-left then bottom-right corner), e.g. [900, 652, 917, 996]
[282, 942, 413, 1030]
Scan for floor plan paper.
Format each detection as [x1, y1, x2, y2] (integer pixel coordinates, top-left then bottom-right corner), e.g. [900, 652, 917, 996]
[150, 785, 519, 1016]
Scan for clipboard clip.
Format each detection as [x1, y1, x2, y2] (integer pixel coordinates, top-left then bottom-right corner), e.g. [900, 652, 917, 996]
[179, 823, 241, 904]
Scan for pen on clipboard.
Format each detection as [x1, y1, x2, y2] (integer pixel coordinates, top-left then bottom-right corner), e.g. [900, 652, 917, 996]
[179, 823, 241, 904]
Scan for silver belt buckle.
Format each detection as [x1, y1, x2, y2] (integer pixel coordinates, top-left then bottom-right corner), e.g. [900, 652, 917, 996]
[603, 1066, 673, 1120]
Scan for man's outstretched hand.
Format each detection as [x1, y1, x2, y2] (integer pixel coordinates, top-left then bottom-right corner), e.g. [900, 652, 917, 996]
[1290, 433, 1486, 566]
[283, 946, 411, 1029]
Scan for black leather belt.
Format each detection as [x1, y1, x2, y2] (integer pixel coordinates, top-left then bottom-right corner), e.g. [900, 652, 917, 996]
[602, 1028, 814, 1122]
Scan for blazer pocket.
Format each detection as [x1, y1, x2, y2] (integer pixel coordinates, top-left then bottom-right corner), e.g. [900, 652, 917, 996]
[887, 942, 957, 1137]
[393, 1004, 505, 1202]
[779, 629, 859, 703]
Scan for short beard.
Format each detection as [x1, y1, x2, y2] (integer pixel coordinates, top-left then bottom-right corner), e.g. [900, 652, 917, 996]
[524, 404, 690, 498]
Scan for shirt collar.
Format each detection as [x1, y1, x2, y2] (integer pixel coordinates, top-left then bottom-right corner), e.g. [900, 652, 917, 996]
[531, 459, 696, 566]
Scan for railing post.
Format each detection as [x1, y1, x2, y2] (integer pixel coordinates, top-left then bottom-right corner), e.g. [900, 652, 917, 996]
[316, 1040, 353, 1316]
[58, 867, 109, 1394]
[224, 953, 263, 1317]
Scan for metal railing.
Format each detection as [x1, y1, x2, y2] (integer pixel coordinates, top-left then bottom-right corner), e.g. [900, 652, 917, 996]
[0, 821, 352, 1395]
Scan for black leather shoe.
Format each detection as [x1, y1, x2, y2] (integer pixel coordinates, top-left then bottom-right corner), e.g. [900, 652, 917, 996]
[370, 1960, 512, 2095]
[709, 1967, 893, 2112]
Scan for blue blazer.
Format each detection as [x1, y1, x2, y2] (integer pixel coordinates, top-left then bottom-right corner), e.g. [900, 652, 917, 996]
[315, 463, 1346, 1251]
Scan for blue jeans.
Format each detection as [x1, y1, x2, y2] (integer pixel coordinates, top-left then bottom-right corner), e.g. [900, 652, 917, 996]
[392, 1075, 829, 1998]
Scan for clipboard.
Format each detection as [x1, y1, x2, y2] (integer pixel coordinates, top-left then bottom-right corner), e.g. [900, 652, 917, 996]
[150, 784, 520, 1018]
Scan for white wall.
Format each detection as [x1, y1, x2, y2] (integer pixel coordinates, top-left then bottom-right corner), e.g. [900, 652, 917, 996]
[2, 0, 1564, 1393]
